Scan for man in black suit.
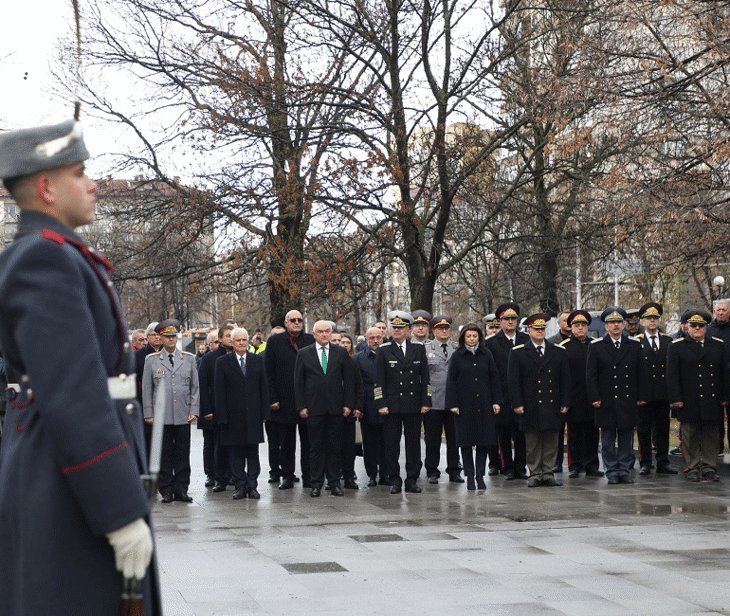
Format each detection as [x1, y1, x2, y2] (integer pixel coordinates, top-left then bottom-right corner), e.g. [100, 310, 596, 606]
[586, 307, 648, 484]
[484, 303, 530, 480]
[294, 320, 354, 497]
[265, 310, 315, 489]
[214, 328, 269, 499]
[635, 302, 678, 475]
[508, 313, 570, 487]
[667, 309, 730, 482]
[374, 311, 431, 494]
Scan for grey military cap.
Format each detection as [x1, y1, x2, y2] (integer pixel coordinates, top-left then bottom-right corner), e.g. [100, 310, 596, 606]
[0, 120, 90, 180]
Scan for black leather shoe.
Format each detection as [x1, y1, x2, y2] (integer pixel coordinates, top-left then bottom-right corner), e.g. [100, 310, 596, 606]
[344, 479, 359, 490]
[527, 477, 540, 488]
[310, 487, 321, 497]
[586, 470, 605, 477]
[619, 476, 634, 484]
[404, 484, 422, 493]
[488, 468, 500, 476]
[279, 478, 294, 490]
[428, 475, 439, 484]
[390, 485, 402, 494]
[639, 465, 651, 476]
[248, 488, 261, 499]
[467, 478, 476, 490]
[232, 488, 247, 499]
[542, 477, 563, 487]
[657, 466, 679, 475]
[174, 492, 193, 502]
[205, 476, 215, 487]
[504, 470, 516, 480]
[449, 474, 465, 483]
[367, 478, 377, 487]
[607, 477, 620, 485]
[568, 469, 580, 478]
[331, 486, 344, 496]
[160, 493, 174, 503]
[212, 482, 226, 492]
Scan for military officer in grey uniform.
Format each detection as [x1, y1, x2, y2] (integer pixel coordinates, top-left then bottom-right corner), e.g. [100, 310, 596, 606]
[143, 319, 200, 502]
[424, 315, 463, 483]
[375, 311, 431, 493]
[411, 310, 432, 344]
[0, 120, 160, 615]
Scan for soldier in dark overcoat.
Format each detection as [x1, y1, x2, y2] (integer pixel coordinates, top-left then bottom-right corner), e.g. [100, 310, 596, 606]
[586, 307, 649, 484]
[0, 121, 160, 615]
[508, 314, 570, 487]
[264, 309, 315, 489]
[558, 310, 603, 478]
[635, 302, 678, 475]
[214, 328, 269, 499]
[445, 323, 501, 490]
[484, 302, 530, 480]
[667, 309, 730, 481]
[374, 311, 431, 493]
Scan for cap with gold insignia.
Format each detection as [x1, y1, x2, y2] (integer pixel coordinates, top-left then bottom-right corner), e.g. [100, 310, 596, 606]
[524, 313, 550, 329]
[430, 315, 452, 329]
[600, 306, 627, 323]
[495, 302, 520, 320]
[156, 319, 182, 336]
[685, 309, 711, 326]
[0, 120, 90, 180]
[625, 309, 640, 324]
[567, 309, 591, 326]
[483, 313, 500, 327]
[411, 310, 433, 325]
[388, 311, 413, 328]
[639, 302, 663, 319]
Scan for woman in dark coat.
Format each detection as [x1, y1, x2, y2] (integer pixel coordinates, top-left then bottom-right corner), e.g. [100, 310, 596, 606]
[445, 323, 502, 490]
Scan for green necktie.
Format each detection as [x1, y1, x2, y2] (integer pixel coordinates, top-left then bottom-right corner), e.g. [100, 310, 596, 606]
[321, 347, 327, 374]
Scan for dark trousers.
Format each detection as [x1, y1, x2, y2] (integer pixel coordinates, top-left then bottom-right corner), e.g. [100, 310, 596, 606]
[383, 413, 422, 487]
[229, 444, 261, 489]
[341, 419, 357, 480]
[488, 445, 502, 472]
[423, 409, 461, 478]
[566, 420, 600, 472]
[461, 446, 488, 479]
[159, 424, 191, 495]
[600, 426, 634, 479]
[637, 401, 671, 469]
[308, 415, 343, 489]
[202, 428, 215, 477]
[361, 420, 386, 480]
[555, 422, 565, 468]
[264, 420, 282, 480]
[213, 424, 231, 483]
[497, 421, 526, 474]
[279, 420, 311, 483]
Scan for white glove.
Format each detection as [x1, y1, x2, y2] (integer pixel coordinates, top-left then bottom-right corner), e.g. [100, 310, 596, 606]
[105, 517, 153, 580]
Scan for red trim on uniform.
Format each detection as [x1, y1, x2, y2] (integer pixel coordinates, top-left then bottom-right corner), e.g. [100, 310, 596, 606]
[61, 442, 129, 475]
[42, 229, 66, 244]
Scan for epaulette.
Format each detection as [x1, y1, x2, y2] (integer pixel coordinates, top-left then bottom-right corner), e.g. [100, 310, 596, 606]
[512, 344, 525, 350]
[485, 333, 496, 340]
[555, 344, 566, 349]
[660, 332, 672, 338]
[591, 338, 602, 344]
[672, 337, 685, 344]
[627, 336, 640, 342]
[557, 338, 571, 347]
[713, 336, 724, 343]
[380, 341, 392, 347]
[144, 352, 157, 361]
[636, 333, 645, 339]
[182, 351, 195, 357]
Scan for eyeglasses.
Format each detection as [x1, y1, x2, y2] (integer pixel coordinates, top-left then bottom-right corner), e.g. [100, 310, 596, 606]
[688, 323, 706, 329]
[288, 318, 303, 323]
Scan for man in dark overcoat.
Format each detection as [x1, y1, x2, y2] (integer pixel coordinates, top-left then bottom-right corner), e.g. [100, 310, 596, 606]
[294, 320, 354, 496]
[354, 326, 387, 486]
[635, 302, 678, 475]
[558, 310, 603, 478]
[484, 302, 530, 480]
[586, 306, 648, 484]
[265, 309, 315, 489]
[0, 121, 160, 614]
[667, 309, 730, 481]
[508, 314, 570, 487]
[214, 328, 269, 499]
[374, 311, 431, 494]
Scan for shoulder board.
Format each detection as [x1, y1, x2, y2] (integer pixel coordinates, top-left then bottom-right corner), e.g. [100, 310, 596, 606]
[672, 337, 685, 344]
[380, 341, 392, 347]
[712, 336, 724, 343]
[555, 344, 566, 349]
[182, 351, 195, 357]
[42, 229, 67, 244]
[627, 336, 640, 343]
[557, 338, 571, 347]
[485, 333, 496, 340]
[636, 333, 645, 339]
[591, 338, 602, 344]
[144, 353, 156, 361]
[660, 332, 672, 338]
[512, 344, 525, 350]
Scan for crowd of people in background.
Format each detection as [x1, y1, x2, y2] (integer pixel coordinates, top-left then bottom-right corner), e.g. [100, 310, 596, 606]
[130, 299, 730, 502]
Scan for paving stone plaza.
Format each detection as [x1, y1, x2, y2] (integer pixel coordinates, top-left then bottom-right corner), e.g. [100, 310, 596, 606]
[155, 429, 730, 615]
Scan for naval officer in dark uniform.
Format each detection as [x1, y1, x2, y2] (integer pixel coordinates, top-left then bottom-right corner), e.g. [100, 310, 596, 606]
[0, 121, 160, 615]
[375, 311, 431, 493]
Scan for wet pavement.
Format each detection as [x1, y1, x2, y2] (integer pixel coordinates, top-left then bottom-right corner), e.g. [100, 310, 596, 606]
[154, 429, 730, 615]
